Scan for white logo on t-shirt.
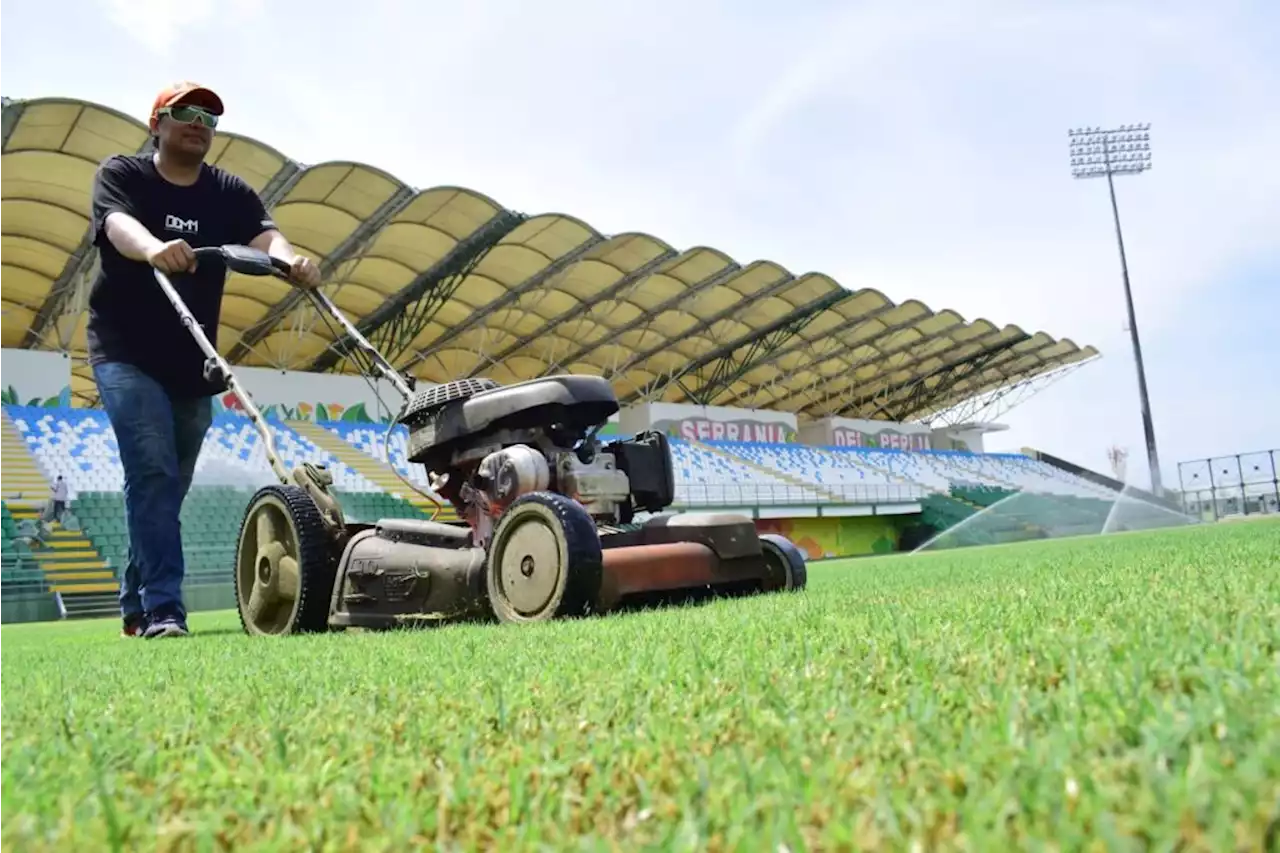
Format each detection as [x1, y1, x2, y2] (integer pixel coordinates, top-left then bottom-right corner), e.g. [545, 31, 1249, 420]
[165, 214, 199, 234]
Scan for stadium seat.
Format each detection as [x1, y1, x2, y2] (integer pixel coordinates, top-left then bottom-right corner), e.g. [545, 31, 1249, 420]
[667, 439, 829, 505]
[707, 441, 931, 503]
[4, 406, 382, 497]
[704, 438, 1121, 503]
[4, 403, 1127, 541]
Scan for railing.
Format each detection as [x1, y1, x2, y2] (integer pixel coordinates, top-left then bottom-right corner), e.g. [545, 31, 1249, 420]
[673, 482, 932, 507]
[1177, 448, 1279, 520]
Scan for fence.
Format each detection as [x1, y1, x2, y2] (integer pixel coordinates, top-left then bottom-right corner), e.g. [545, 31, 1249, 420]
[1176, 449, 1279, 520]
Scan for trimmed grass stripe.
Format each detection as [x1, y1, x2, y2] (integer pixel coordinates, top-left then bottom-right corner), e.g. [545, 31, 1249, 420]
[2, 519, 1278, 850]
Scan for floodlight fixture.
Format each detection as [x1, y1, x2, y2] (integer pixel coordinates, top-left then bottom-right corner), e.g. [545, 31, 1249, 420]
[1067, 122, 1164, 496]
[1069, 124, 1153, 179]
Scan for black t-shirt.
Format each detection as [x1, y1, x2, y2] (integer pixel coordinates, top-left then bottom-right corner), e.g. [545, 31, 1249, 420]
[87, 153, 277, 398]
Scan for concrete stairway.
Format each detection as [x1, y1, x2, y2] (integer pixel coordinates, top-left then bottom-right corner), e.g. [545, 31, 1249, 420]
[289, 420, 459, 522]
[2, 410, 51, 511]
[3, 411, 118, 617]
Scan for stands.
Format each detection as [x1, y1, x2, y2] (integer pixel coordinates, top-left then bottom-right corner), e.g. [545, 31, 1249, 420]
[2, 403, 1134, 623]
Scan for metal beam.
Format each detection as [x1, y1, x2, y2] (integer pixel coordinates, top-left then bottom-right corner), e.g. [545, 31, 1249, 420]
[226, 183, 418, 363]
[759, 318, 981, 414]
[257, 162, 304, 208]
[784, 332, 1016, 418]
[929, 357, 1093, 428]
[827, 334, 1035, 420]
[885, 340, 1066, 422]
[886, 348, 1011, 423]
[2, 98, 26, 147]
[606, 269, 799, 386]
[398, 234, 608, 373]
[708, 301, 918, 408]
[658, 290, 853, 405]
[539, 260, 747, 376]
[307, 209, 525, 372]
[890, 338, 1065, 422]
[463, 244, 680, 378]
[796, 335, 1017, 419]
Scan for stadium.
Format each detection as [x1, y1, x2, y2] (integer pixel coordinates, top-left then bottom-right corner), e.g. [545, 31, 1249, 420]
[3, 95, 1278, 849]
[0, 94, 1135, 619]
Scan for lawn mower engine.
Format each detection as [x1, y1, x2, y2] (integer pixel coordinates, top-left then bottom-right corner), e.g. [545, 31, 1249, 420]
[323, 375, 806, 630]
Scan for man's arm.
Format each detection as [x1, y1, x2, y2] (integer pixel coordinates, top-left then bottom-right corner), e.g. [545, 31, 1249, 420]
[232, 177, 321, 289]
[103, 212, 197, 273]
[248, 228, 321, 289]
[249, 228, 299, 264]
[93, 157, 195, 272]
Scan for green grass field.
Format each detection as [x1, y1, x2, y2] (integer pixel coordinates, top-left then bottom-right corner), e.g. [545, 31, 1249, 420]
[4, 519, 1279, 852]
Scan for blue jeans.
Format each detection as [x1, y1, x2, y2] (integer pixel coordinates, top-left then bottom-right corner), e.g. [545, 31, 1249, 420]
[93, 361, 212, 621]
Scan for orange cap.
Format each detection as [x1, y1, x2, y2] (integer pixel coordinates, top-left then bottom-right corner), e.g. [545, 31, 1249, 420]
[149, 82, 224, 130]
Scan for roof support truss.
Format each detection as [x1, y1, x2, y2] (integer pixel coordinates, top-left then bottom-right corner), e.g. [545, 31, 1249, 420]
[463, 246, 680, 378]
[307, 209, 525, 372]
[830, 334, 1034, 420]
[397, 234, 608, 373]
[761, 318, 977, 414]
[539, 261, 746, 375]
[226, 183, 418, 363]
[627, 289, 851, 405]
[1, 97, 25, 145]
[883, 340, 1069, 423]
[591, 271, 808, 386]
[655, 290, 855, 404]
[927, 357, 1094, 427]
[709, 302, 917, 408]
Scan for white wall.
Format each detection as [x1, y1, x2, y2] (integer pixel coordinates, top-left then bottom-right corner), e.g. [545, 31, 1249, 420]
[0, 349, 72, 408]
[935, 427, 986, 453]
[215, 366, 409, 422]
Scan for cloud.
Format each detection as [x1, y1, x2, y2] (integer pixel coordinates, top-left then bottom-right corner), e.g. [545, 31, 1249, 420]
[7, 0, 1276, 487]
[96, 0, 265, 56]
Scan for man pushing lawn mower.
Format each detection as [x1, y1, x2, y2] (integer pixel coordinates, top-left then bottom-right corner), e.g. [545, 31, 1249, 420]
[88, 82, 320, 639]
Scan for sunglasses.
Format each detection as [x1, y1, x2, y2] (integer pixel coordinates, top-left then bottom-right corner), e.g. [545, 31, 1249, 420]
[157, 104, 219, 129]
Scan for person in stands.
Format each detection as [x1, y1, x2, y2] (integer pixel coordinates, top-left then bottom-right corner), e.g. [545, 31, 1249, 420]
[49, 475, 68, 523]
[89, 81, 320, 639]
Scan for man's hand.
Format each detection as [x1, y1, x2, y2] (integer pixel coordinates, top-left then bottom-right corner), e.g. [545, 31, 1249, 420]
[144, 238, 197, 274]
[286, 255, 321, 290]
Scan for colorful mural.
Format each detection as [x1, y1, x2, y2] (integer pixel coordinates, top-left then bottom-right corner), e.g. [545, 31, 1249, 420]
[211, 393, 395, 423]
[831, 426, 931, 451]
[0, 384, 72, 409]
[754, 514, 901, 560]
[211, 392, 628, 429]
[656, 417, 797, 444]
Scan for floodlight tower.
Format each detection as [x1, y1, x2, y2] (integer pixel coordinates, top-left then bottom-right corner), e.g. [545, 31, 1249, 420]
[1069, 123, 1163, 496]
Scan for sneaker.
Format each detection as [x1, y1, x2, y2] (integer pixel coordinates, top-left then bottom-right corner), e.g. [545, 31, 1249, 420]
[143, 612, 189, 639]
[121, 615, 146, 637]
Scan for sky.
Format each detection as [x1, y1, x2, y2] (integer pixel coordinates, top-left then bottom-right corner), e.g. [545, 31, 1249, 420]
[2, 0, 1277, 491]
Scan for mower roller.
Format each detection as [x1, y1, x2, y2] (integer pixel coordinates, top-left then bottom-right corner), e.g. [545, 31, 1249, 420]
[155, 244, 808, 636]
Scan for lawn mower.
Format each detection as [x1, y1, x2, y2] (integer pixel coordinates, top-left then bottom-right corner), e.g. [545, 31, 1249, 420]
[156, 244, 808, 636]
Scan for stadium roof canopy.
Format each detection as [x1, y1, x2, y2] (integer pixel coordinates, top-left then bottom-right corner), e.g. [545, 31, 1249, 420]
[1, 96, 1100, 423]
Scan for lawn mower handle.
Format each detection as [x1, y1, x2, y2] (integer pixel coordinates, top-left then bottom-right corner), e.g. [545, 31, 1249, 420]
[151, 259, 292, 486]
[189, 244, 415, 402]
